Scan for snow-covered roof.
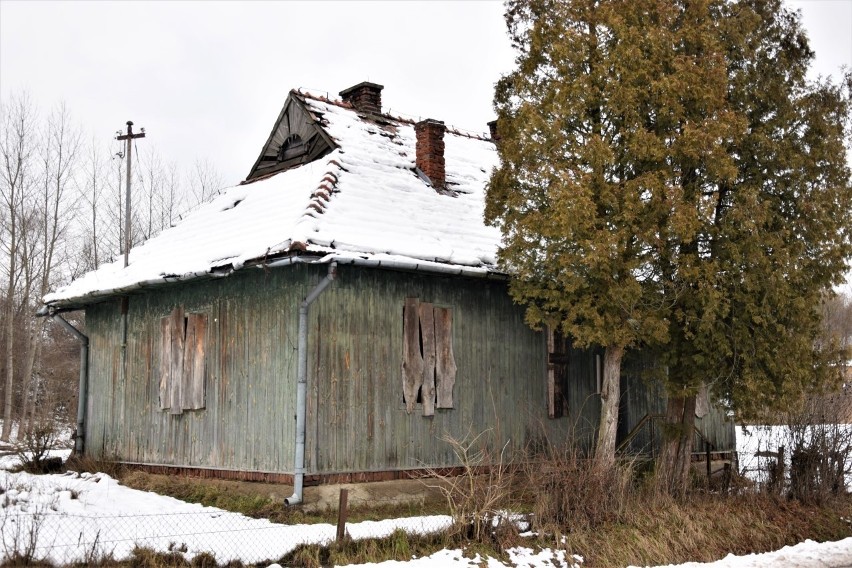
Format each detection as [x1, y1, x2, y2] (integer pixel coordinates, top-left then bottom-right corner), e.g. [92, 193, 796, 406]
[44, 90, 502, 308]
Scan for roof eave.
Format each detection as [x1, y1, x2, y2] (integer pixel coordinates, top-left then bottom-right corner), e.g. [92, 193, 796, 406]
[43, 250, 507, 311]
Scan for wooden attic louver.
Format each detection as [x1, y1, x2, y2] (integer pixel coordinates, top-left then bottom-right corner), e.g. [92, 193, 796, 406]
[246, 93, 336, 181]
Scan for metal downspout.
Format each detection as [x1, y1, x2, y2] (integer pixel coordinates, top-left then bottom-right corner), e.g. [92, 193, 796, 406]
[285, 261, 337, 506]
[52, 315, 89, 455]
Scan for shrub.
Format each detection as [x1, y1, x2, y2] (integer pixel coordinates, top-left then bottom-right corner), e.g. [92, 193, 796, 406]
[423, 428, 517, 548]
[14, 420, 63, 474]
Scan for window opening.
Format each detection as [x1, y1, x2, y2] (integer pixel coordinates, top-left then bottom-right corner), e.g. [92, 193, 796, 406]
[547, 327, 569, 419]
[277, 133, 307, 162]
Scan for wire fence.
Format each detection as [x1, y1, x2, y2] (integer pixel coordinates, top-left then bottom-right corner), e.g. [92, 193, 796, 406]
[736, 424, 852, 497]
[0, 507, 454, 566]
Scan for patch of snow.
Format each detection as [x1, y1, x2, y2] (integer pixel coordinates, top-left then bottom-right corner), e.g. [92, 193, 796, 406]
[0, 469, 450, 565]
[627, 537, 852, 567]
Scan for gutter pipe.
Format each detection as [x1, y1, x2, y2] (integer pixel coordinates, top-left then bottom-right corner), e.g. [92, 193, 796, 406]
[285, 261, 338, 506]
[51, 314, 90, 455]
[45, 253, 504, 311]
[40, 253, 499, 478]
[265, 254, 508, 281]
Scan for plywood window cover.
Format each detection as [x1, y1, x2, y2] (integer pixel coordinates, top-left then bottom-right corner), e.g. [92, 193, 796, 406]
[159, 307, 207, 414]
[402, 297, 456, 416]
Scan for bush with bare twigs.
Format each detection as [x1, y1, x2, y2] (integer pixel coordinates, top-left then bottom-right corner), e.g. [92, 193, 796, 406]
[13, 419, 66, 474]
[422, 429, 518, 548]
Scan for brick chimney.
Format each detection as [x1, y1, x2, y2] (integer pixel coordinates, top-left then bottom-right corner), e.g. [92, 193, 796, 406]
[415, 119, 446, 189]
[487, 120, 500, 142]
[339, 81, 384, 114]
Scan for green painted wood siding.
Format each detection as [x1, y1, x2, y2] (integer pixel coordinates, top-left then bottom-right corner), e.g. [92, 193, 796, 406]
[83, 263, 734, 475]
[618, 350, 736, 455]
[85, 266, 308, 473]
[307, 266, 559, 474]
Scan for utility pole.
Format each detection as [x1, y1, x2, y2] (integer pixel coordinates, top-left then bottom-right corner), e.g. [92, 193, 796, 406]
[116, 121, 145, 267]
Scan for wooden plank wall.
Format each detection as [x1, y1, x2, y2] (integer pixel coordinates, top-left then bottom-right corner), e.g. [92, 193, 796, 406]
[83, 263, 734, 477]
[307, 265, 582, 475]
[85, 266, 308, 473]
[618, 350, 736, 455]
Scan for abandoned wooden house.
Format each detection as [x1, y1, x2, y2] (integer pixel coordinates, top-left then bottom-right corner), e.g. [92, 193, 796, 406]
[42, 82, 735, 498]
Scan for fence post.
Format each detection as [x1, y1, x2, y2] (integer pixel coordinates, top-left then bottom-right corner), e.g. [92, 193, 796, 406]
[336, 488, 349, 542]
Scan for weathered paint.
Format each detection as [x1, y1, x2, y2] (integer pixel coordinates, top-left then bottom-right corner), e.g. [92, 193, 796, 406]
[83, 263, 735, 477]
[85, 266, 307, 473]
[618, 350, 736, 455]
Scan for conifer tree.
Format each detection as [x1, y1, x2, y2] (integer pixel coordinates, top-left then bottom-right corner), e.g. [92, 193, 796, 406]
[487, 0, 852, 478]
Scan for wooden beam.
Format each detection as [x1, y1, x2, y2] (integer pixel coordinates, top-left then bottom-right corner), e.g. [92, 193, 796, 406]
[419, 302, 436, 417]
[402, 297, 424, 413]
[435, 307, 456, 409]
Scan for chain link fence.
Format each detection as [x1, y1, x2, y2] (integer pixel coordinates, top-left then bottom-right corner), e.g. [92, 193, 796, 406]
[0, 506, 454, 566]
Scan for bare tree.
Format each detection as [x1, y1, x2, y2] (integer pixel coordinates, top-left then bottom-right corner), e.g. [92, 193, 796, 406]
[0, 93, 37, 441]
[137, 146, 184, 243]
[187, 157, 223, 208]
[19, 102, 80, 433]
[76, 136, 108, 273]
[159, 161, 183, 231]
[102, 148, 125, 263]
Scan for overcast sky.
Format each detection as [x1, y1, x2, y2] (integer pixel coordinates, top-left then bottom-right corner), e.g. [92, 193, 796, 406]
[1, 0, 851, 289]
[1, 0, 849, 187]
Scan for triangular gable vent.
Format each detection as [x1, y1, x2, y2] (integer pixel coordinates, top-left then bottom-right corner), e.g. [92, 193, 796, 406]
[246, 93, 335, 181]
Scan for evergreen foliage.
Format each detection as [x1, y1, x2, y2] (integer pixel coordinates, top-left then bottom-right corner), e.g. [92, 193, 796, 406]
[486, 0, 852, 477]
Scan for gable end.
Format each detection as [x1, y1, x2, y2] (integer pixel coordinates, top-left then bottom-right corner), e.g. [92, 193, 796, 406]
[246, 93, 336, 181]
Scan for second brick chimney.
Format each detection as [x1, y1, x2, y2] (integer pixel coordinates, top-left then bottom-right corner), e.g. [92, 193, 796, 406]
[339, 81, 384, 115]
[415, 119, 446, 190]
[487, 119, 500, 142]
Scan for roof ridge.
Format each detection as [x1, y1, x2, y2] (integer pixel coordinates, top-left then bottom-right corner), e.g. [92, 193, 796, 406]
[295, 88, 493, 142]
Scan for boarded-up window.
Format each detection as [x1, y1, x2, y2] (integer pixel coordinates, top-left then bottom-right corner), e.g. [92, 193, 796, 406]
[160, 307, 207, 413]
[402, 298, 456, 416]
[547, 327, 569, 419]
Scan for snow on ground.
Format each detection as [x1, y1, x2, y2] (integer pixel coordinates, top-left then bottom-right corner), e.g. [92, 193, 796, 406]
[0, 448, 72, 471]
[0, 469, 451, 565]
[1, 424, 851, 566]
[270, 538, 852, 568]
[627, 537, 852, 568]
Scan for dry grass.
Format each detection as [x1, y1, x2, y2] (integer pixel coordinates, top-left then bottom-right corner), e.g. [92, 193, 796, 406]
[58, 437, 852, 567]
[276, 492, 852, 568]
[280, 529, 452, 568]
[560, 493, 852, 567]
[117, 471, 449, 526]
[64, 453, 127, 479]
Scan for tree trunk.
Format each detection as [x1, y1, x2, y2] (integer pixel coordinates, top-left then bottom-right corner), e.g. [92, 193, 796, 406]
[594, 344, 625, 469]
[19, 320, 44, 436]
[658, 392, 697, 497]
[2, 218, 17, 442]
[1, 287, 15, 442]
